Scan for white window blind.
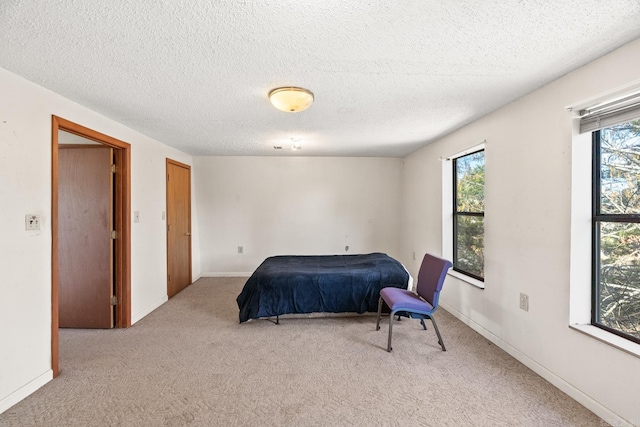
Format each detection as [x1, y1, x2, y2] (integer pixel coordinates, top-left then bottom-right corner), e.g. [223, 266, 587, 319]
[580, 91, 640, 133]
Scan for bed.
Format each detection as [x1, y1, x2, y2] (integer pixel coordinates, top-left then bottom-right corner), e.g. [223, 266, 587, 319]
[236, 252, 411, 323]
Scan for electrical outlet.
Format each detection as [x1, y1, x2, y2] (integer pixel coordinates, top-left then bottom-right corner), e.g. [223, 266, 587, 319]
[519, 293, 529, 312]
[25, 214, 40, 230]
[238, 245, 243, 254]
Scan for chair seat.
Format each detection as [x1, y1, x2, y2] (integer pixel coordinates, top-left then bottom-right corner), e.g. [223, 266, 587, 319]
[380, 287, 434, 313]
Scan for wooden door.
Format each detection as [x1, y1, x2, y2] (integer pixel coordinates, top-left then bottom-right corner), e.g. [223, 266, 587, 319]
[166, 159, 192, 298]
[58, 146, 114, 328]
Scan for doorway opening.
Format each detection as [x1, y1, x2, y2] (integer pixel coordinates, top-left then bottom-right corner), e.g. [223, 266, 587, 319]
[51, 116, 131, 377]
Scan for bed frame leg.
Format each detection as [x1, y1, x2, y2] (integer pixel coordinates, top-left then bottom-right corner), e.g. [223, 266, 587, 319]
[266, 316, 280, 325]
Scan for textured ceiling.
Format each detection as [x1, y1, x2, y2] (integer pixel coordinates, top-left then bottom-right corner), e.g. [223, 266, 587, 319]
[2, 1, 640, 157]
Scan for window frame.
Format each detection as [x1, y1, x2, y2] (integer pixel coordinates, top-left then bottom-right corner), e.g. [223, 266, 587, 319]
[592, 127, 640, 345]
[452, 149, 485, 282]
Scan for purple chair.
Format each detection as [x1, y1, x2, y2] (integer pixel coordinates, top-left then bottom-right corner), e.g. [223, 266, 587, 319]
[376, 253, 452, 352]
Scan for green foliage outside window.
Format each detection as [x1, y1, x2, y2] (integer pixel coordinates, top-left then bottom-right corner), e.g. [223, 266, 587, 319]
[454, 151, 485, 279]
[596, 120, 640, 341]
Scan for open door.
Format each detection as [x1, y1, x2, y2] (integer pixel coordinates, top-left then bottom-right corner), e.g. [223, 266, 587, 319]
[166, 159, 192, 298]
[52, 116, 131, 377]
[58, 146, 114, 328]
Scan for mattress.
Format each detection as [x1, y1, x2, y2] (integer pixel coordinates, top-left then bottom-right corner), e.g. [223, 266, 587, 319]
[236, 252, 410, 323]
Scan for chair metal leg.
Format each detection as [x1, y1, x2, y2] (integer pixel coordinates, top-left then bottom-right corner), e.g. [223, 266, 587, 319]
[375, 297, 383, 331]
[429, 315, 446, 351]
[387, 311, 394, 352]
[420, 318, 427, 330]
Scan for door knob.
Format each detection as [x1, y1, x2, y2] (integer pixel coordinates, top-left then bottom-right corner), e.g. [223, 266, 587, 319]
[185, 232, 191, 236]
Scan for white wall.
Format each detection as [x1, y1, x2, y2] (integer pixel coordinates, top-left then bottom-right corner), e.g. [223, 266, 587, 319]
[401, 39, 640, 426]
[194, 156, 402, 274]
[0, 67, 198, 413]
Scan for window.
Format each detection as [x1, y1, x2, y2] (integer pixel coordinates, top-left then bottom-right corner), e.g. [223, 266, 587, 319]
[593, 120, 640, 344]
[453, 150, 485, 281]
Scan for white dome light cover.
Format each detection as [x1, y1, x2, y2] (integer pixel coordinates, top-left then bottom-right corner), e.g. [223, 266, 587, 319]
[269, 87, 314, 113]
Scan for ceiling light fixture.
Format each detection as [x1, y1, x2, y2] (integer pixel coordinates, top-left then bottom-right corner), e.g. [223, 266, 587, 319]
[269, 87, 314, 113]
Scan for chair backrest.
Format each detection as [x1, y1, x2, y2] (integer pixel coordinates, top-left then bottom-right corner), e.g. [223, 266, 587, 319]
[416, 253, 453, 308]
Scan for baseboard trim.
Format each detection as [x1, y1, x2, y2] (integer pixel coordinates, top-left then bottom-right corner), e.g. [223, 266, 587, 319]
[200, 272, 251, 278]
[131, 294, 168, 325]
[439, 303, 632, 427]
[0, 369, 52, 415]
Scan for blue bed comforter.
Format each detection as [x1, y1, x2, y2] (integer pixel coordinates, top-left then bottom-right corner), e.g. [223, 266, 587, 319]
[236, 253, 409, 323]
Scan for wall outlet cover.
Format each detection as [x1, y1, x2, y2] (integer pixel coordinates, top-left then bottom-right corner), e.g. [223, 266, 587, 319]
[519, 293, 529, 312]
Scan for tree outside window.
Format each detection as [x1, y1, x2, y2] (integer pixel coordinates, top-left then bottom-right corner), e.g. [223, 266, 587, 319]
[594, 120, 640, 343]
[453, 150, 484, 281]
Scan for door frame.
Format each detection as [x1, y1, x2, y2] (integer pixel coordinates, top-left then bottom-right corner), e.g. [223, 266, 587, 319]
[166, 158, 192, 296]
[51, 116, 131, 377]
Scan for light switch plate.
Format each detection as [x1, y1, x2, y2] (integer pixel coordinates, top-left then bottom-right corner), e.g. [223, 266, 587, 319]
[25, 214, 40, 230]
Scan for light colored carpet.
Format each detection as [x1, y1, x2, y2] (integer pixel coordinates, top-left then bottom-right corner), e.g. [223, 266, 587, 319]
[0, 277, 606, 427]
